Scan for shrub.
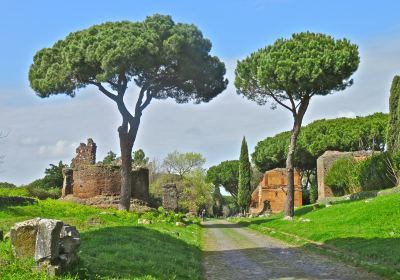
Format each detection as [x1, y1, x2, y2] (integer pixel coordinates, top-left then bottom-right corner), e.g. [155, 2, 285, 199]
[358, 153, 397, 191]
[26, 184, 61, 200]
[0, 182, 17, 188]
[325, 157, 361, 196]
[326, 153, 397, 196]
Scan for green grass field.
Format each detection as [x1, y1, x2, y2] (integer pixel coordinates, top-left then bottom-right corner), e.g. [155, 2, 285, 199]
[233, 193, 400, 279]
[0, 195, 202, 280]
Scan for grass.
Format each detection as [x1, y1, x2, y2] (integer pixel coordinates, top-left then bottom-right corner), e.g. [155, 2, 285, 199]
[232, 193, 400, 279]
[0, 194, 202, 280]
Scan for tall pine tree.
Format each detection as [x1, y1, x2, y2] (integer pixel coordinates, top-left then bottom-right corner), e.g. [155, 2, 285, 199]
[387, 75, 400, 153]
[237, 137, 252, 213]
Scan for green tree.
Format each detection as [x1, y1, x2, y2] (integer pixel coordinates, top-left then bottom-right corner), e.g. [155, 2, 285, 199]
[237, 137, 252, 213]
[235, 32, 360, 217]
[132, 149, 149, 167]
[42, 161, 67, 189]
[29, 15, 227, 210]
[387, 76, 400, 153]
[163, 151, 206, 178]
[206, 160, 239, 198]
[103, 151, 117, 165]
[253, 113, 387, 171]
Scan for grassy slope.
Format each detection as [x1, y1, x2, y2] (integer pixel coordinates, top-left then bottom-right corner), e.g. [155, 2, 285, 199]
[0, 198, 202, 280]
[234, 193, 400, 279]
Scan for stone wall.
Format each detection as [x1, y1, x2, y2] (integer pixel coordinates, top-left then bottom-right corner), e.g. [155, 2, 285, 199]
[70, 138, 96, 168]
[162, 183, 178, 212]
[317, 150, 374, 200]
[62, 139, 149, 203]
[249, 168, 302, 215]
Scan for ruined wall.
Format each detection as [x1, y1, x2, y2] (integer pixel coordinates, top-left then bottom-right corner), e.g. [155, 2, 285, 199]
[249, 168, 302, 215]
[317, 150, 374, 200]
[70, 139, 96, 168]
[71, 165, 121, 198]
[162, 183, 178, 212]
[132, 168, 149, 202]
[62, 139, 149, 202]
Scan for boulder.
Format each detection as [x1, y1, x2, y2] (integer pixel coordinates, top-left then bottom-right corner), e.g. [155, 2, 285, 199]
[10, 218, 40, 258]
[35, 219, 63, 263]
[9, 218, 80, 276]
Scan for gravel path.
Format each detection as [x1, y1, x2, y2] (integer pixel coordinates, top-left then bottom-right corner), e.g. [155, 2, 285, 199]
[202, 220, 383, 280]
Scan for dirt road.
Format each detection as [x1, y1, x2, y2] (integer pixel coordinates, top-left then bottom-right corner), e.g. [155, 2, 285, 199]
[202, 220, 382, 280]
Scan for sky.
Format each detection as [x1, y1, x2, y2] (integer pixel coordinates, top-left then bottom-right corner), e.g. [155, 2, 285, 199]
[0, 0, 400, 185]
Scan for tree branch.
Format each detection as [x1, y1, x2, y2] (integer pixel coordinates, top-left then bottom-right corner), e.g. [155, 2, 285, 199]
[86, 80, 118, 102]
[140, 91, 153, 111]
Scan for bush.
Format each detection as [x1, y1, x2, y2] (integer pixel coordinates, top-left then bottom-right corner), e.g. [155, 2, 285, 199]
[325, 157, 360, 196]
[358, 153, 397, 191]
[26, 184, 61, 200]
[325, 153, 397, 196]
[0, 182, 17, 188]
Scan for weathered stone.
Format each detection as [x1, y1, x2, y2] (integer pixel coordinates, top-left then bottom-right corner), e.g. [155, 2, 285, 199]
[35, 219, 63, 263]
[138, 219, 152, 225]
[249, 168, 302, 215]
[162, 183, 179, 212]
[10, 218, 80, 277]
[10, 218, 40, 258]
[70, 138, 96, 168]
[59, 224, 80, 254]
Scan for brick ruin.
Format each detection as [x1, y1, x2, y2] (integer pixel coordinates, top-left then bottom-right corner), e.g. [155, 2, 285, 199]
[62, 139, 149, 204]
[249, 168, 302, 215]
[317, 150, 374, 200]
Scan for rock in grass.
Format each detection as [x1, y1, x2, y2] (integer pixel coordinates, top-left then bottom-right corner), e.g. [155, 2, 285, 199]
[10, 218, 41, 258]
[138, 219, 152, 225]
[35, 219, 63, 263]
[175, 222, 185, 227]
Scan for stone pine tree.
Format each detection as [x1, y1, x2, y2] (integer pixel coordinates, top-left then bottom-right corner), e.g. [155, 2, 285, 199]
[237, 137, 252, 213]
[29, 14, 228, 211]
[387, 75, 400, 153]
[235, 32, 359, 219]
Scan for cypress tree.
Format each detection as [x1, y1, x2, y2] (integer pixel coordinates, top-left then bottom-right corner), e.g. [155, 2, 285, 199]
[387, 76, 400, 153]
[237, 137, 252, 213]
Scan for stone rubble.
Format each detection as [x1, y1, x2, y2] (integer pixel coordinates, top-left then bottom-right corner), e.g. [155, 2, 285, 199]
[10, 218, 80, 277]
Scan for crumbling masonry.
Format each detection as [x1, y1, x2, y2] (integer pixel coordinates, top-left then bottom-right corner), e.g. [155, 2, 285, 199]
[62, 139, 149, 204]
[249, 168, 302, 215]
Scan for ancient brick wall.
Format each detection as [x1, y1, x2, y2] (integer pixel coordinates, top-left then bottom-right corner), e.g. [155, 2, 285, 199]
[70, 139, 96, 168]
[250, 168, 302, 215]
[62, 139, 150, 203]
[317, 150, 374, 200]
[71, 165, 122, 198]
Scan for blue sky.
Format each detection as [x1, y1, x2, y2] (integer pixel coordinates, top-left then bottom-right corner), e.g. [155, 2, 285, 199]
[1, 0, 400, 184]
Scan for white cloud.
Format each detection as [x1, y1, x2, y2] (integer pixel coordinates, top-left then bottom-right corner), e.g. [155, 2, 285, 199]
[37, 140, 76, 158]
[337, 111, 356, 118]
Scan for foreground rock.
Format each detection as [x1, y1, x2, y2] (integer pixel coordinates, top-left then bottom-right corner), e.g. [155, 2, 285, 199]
[10, 218, 80, 276]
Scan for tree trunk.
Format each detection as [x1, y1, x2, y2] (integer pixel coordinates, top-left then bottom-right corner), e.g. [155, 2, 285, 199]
[118, 127, 134, 211]
[284, 97, 310, 219]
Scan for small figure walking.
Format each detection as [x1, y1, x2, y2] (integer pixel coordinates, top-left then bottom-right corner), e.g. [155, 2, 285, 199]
[201, 209, 206, 221]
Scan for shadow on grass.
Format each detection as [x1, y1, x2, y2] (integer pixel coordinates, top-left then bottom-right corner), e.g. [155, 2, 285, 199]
[77, 226, 201, 280]
[323, 237, 400, 268]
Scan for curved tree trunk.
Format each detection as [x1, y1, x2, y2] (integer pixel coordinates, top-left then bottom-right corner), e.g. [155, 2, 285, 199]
[284, 97, 310, 219]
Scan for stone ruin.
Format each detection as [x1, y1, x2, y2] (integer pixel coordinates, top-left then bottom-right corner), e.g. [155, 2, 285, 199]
[62, 139, 149, 208]
[9, 218, 80, 277]
[317, 150, 375, 200]
[162, 183, 179, 212]
[249, 168, 302, 215]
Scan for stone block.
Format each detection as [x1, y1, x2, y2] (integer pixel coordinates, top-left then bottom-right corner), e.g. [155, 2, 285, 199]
[162, 183, 178, 212]
[10, 218, 40, 258]
[35, 219, 63, 263]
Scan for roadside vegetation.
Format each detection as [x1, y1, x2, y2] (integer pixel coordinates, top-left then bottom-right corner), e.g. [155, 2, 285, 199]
[0, 194, 202, 280]
[232, 192, 400, 279]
